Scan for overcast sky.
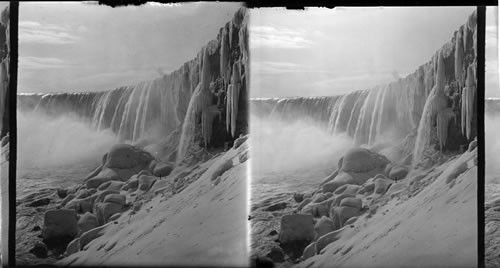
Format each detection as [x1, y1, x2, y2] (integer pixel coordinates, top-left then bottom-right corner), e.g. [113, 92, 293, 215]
[18, 2, 242, 93]
[486, 6, 499, 98]
[249, 6, 492, 98]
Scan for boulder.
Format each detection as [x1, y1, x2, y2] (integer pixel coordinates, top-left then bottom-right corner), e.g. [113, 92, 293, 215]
[339, 197, 362, 210]
[95, 190, 120, 204]
[297, 198, 312, 212]
[57, 188, 68, 199]
[340, 147, 390, 173]
[302, 201, 329, 218]
[104, 144, 153, 170]
[357, 182, 375, 195]
[320, 169, 339, 186]
[264, 202, 287, 212]
[153, 162, 174, 177]
[312, 193, 327, 203]
[314, 216, 336, 240]
[151, 179, 173, 194]
[98, 181, 124, 192]
[42, 209, 78, 245]
[65, 238, 80, 256]
[233, 134, 248, 149]
[147, 160, 157, 173]
[266, 246, 285, 263]
[27, 198, 51, 207]
[79, 223, 111, 250]
[374, 177, 393, 195]
[334, 184, 360, 196]
[61, 194, 76, 207]
[77, 212, 98, 236]
[389, 165, 409, 181]
[96, 202, 123, 225]
[302, 242, 316, 260]
[29, 241, 48, 258]
[331, 206, 362, 228]
[332, 193, 356, 207]
[293, 193, 304, 203]
[315, 227, 346, 254]
[138, 175, 158, 192]
[122, 177, 139, 191]
[278, 214, 315, 244]
[104, 194, 126, 206]
[468, 139, 477, 152]
[75, 189, 92, 199]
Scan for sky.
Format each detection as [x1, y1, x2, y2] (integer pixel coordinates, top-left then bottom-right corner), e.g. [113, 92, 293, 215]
[249, 6, 494, 98]
[486, 6, 499, 98]
[18, 2, 242, 93]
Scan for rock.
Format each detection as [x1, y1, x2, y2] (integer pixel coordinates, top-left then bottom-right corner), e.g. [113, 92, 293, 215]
[210, 158, 233, 181]
[151, 179, 173, 194]
[61, 194, 76, 207]
[340, 197, 362, 210]
[104, 144, 153, 170]
[266, 246, 285, 263]
[278, 214, 315, 244]
[138, 169, 152, 176]
[297, 198, 312, 212]
[57, 188, 68, 199]
[264, 202, 287, 212]
[312, 193, 327, 203]
[65, 238, 80, 256]
[109, 213, 121, 221]
[252, 256, 275, 268]
[344, 216, 358, 225]
[293, 192, 304, 203]
[233, 134, 248, 149]
[268, 230, 278, 236]
[468, 139, 477, 152]
[389, 165, 409, 181]
[27, 198, 51, 207]
[138, 175, 158, 192]
[332, 206, 362, 228]
[29, 241, 48, 258]
[98, 181, 124, 192]
[76, 189, 93, 199]
[79, 223, 111, 250]
[320, 169, 339, 186]
[77, 212, 98, 236]
[358, 182, 375, 195]
[340, 147, 390, 173]
[334, 184, 360, 195]
[95, 190, 120, 204]
[86, 174, 115, 189]
[104, 194, 126, 206]
[153, 161, 174, 177]
[42, 209, 78, 246]
[315, 227, 346, 254]
[384, 163, 394, 175]
[374, 177, 393, 195]
[96, 202, 123, 225]
[302, 202, 329, 218]
[314, 216, 336, 240]
[332, 193, 356, 207]
[322, 172, 354, 193]
[31, 226, 41, 232]
[122, 177, 139, 191]
[302, 241, 316, 260]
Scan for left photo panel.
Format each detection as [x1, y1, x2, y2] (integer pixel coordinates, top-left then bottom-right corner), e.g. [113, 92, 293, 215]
[15, 2, 249, 266]
[0, 1, 10, 266]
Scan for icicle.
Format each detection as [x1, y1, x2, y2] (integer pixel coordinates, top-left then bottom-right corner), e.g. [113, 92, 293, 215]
[436, 108, 455, 151]
[200, 46, 211, 92]
[220, 25, 230, 85]
[201, 105, 221, 149]
[226, 84, 232, 134]
[230, 61, 241, 137]
[455, 28, 464, 88]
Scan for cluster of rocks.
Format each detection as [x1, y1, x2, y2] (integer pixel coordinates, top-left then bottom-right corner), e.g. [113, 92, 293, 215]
[30, 144, 175, 259]
[265, 147, 409, 264]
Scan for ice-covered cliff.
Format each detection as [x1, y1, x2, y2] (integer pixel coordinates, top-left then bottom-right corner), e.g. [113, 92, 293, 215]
[18, 7, 249, 164]
[251, 10, 477, 167]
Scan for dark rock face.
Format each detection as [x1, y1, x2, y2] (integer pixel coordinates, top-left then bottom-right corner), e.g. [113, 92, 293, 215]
[266, 247, 285, 263]
[27, 198, 51, 207]
[278, 214, 315, 260]
[29, 241, 48, 258]
[41, 209, 78, 252]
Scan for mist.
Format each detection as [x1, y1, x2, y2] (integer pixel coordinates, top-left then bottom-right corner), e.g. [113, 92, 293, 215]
[249, 115, 354, 175]
[17, 111, 118, 168]
[486, 114, 500, 183]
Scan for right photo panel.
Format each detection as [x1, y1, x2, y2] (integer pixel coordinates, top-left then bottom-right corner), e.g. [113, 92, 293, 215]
[249, 7, 478, 267]
[485, 5, 499, 268]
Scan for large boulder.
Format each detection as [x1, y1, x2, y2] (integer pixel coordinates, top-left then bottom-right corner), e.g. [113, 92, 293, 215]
[331, 206, 362, 228]
[279, 214, 315, 244]
[374, 177, 393, 195]
[340, 147, 390, 173]
[42, 209, 78, 247]
[334, 184, 360, 195]
[302, 241, 316, 260]
[315, 227, 346, 254]
[122, 177, 139, 191]
[96, 202, 123, 225]
[279, 214, 316, 260]
[79, 223, 111, 250]
[97, 181, 124, 192]
[65, 238, 80, 256]
[104, 144, 153, 170]
[314, 216, 336, 240]
[29, 241, 48, 258]
[77, 212, 98, 236]
[153, 161, 174, 177]
[340, 197, 362, 210]
[389, 165, 409, 181]
[332, 193, 356, 207]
